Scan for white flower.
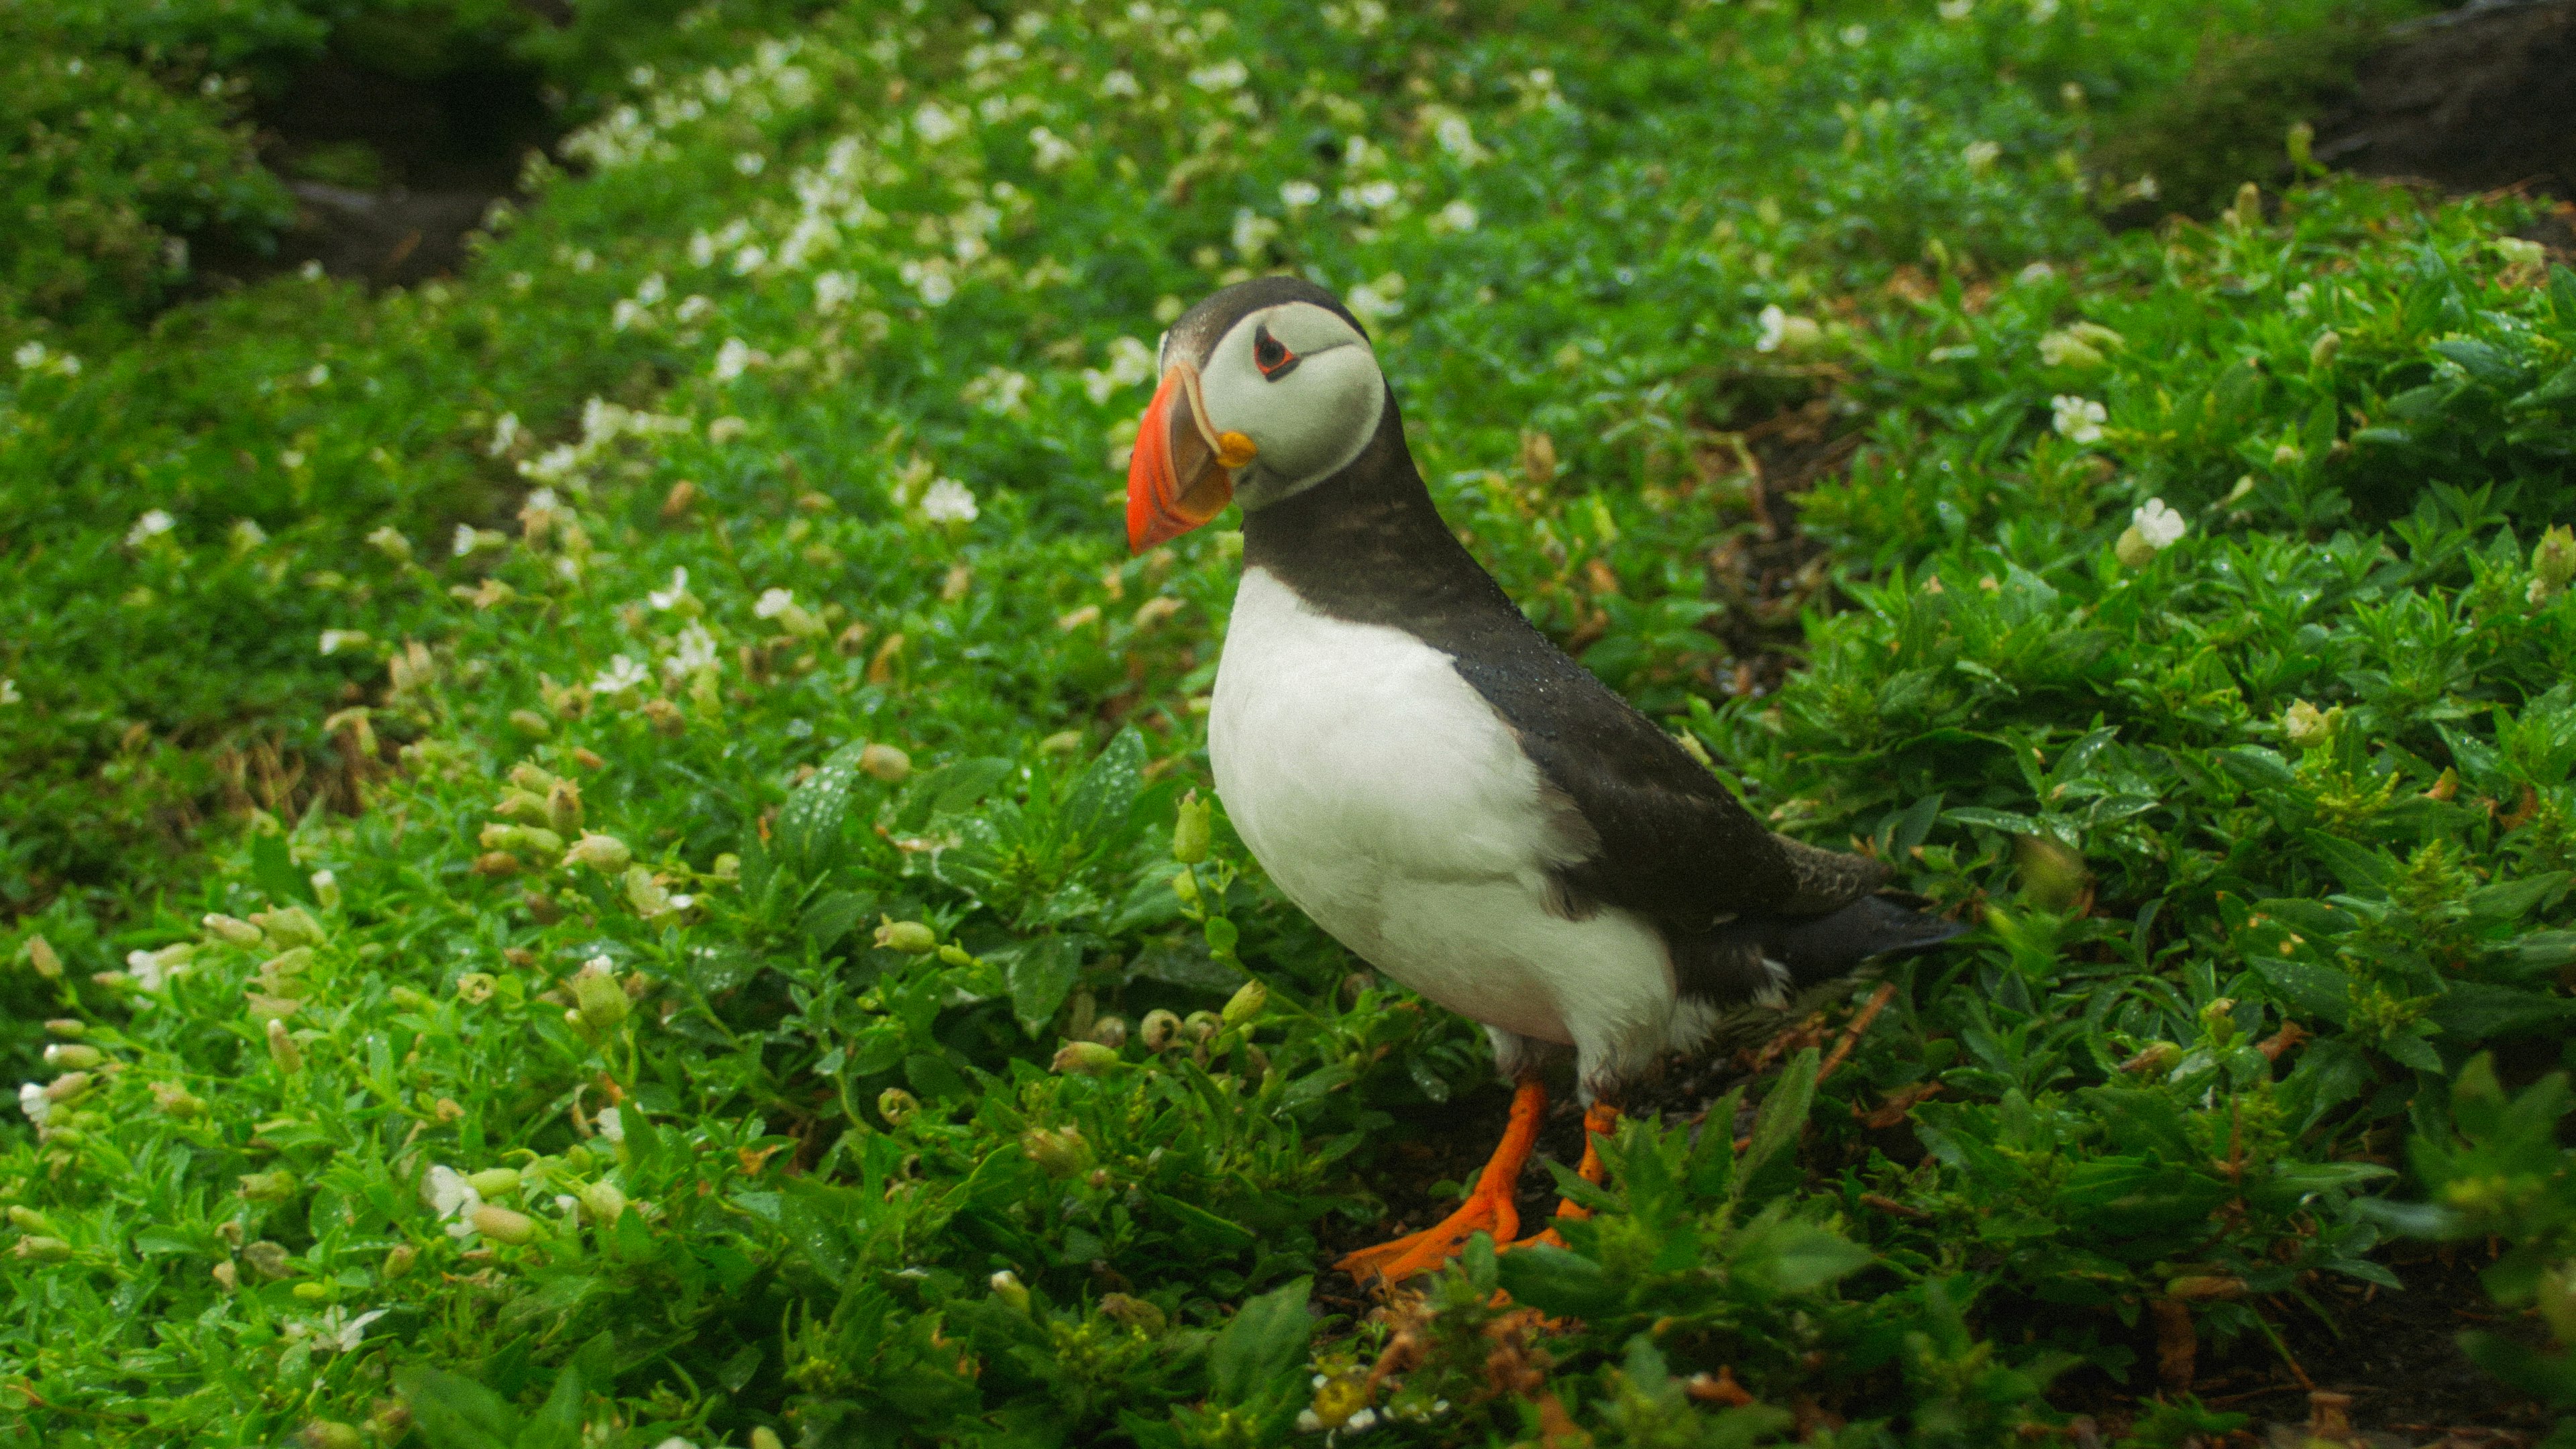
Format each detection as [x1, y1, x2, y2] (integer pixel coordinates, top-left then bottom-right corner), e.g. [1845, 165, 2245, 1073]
[1754, 305, 1823, 354]
[731, 244, 769, 275]
[912, 101, 962, 143]
[921, 478, 979, 524]
[1101, 69, 1140, 98]
[429, 1165, 485, 1240]
[1962, 140, 2000, 173]
[1231, 208, 1281, 258]
[649, 568, 690, 610]
[708, 417, 749, 444]
[125, 942, 192, 989]
[591, 655, 650, 695]
[0, 679, 19, 706]
[18, 1083, 50, 1126]
[712, 337, 766, 382]
[2051, 394, 2108, 444]
[1939, 0, 1974, 16]
[556, 1193, 583, 1224]
[635, 273, 666, 306]
[125, 510, 175, 547]
[1434, 114, 1484, 161]
[1432, 199, 1480, 233]
[318, 629, 369, 656]
[595, 1107, 625, 1144]
[1344, 179, 1400, 211]
[1346, 274, 1405, 324]
[755, 588, 796, 619]
[2131, 498, 2186, 549]
[649, 1439, 698, 1449]
[1028, 126, 1077, 170]
[453, 523, 482, 557]
[1280, 180, 1322, 208]
[1188, 58, 1248, 91]
[611, 299, 649, 331]
[231, 518, 268, 551]
[963, 366, 1030, 416]
[2028, 0, 2060, 19]
[734, 151, 766, 176]
[1840, 23, 1870, 46]
[488, 413, 521, 457]
[814, 271, 857, 313]
[676, 294, 714, 323]
[305, 365, 331, 387]
[11, 342, 44, 370]
[309, 1306, 390, 1354]
[667, 621, 721, 678]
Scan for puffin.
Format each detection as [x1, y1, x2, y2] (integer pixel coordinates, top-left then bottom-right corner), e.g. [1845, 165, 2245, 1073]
[1125, 276, 1962, 1283]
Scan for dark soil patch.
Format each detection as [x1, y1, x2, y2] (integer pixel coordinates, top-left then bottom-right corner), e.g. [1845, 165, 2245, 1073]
[2316, 0, 2576, 199]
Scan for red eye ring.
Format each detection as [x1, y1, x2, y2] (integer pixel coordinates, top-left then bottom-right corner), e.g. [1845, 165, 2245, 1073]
[1252, 323, 1299, 380]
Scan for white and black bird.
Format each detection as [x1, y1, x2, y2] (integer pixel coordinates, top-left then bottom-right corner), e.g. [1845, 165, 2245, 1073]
[1126, 278, 1962, 1281]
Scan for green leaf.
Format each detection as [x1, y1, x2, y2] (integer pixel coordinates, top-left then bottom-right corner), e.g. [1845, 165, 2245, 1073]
[394, 1367, 518, 1449]
[1943, 806, 2039, 836]
[1736, 1047, 1818, 1196]
[1207, 1277, 1313, 1404]
[2429, 981, 2576, 1039]
[800, 890, 872, 951]
[1495, 1242, 1623, 1319]
[1149, 1191, 1256, 1251]
[2431, 337, 2522, 389]
[1062, 728, 1147, 845]
[778, 1187, 853, 1287]
[777, 741, 871, 876]
[2251, 957, 2356, 1024]
[2301, 830, 2394, 894]
[517, 1363, 584, 1449]
[1001, 935, 1083, 1036]
[251, 830, 313, 905]
[2509, 360, 2576, 411]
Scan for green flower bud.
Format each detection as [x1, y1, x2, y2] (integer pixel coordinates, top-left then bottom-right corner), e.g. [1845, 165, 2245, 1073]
[239, 1171, 298, 1201]
[291, 1280, 331, 1301]
[7, 1206, 50, 1234]
[1183, 1011, 1222, 1043]
[469, 1203, 539, 1245]
[45, 1071, 93, 1104]
[2538, 1262, 2576, 1347]
[2281, 700, 2330, 749]
[1138, 1009, 1182, 1053]
[2309, 329, 2341, 369]
[43, 1018, 86, 1038]
[1172, 791, 1213, 865]
[2538, 526, 2576, 593]
[2198, 997, 2239, 1047]
[572, 965, 631, 1033]
[989, 1269, 1031, 1313]
[383, 1243, 417, 1279]
[1099, 1293, 1167, 1336]
[13, 1236, 71, 1262]
[545, 780, 584, 836]
[1087, 1015, 1128, 1049]
[1170, 869, 1200, 906]
[388, 985, 434, 1010]
[252, 906, 327, 950]
[267, 1018, 304, 1073]
[859, 743, 912, 782]
[877, 1087, 920, 1126]
[752, 1429, 786, 1449]
[1220, 979, 1269, 1028]
[578, 1180, 628, 1224]
[243, 1240, 293, 1279]
[309, 870, 340, 910]
[203, 913, 265, 947]
[466, 1167, 521, 1199]
[301, 1420, 366, 1449]
[23, 936, 62, 979]
[1052, 1041, 1119, 1075]
[509, 708, 554, 738]
[1021, 1126, 1087, 1177]
[873, 918, 937, 953]
[42, 1044, 101, 1071]
[562, 832, 632, 874]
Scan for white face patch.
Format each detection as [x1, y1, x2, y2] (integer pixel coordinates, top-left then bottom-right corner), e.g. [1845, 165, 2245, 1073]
[1193, 303, 1386, 510]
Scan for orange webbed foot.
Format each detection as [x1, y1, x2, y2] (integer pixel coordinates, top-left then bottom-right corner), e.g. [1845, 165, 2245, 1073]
[1338, 1078, 1547, 1285]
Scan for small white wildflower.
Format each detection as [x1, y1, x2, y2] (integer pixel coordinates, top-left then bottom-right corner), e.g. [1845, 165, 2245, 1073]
[595, 1107, 625, 1143]
[11, 342, 45, 370]
[125, 943, 193, 989]
[305, 364, 331, 387]
[1346, 179, 1401, 211]
[731, 244, 769, 275]
[1432, 199, 1480, 233]
[666, 621, 721, 678]
[1434, 114, 1485, 161]
[1841, 23, 1870, 46]
[2131, 498, 2186, 549]
[487, 413, 521, 457]
[0, 679, 18, 706]
[1346, 275, 1405, 324]
[1101, 70, 1140, 98]
[311, 1306, 390, 1354]
[1028, 125, 1077, 170]
[19, 1083, 50, 1126]
[635, 273, 666, 306]
[1962, 140, 2000, 173]
[921, 478, 979, 524]
[1754, 304, 1822, 354]
[648, 568, 690, 610]
[676, 294, 714, 323]
[1231, 208, 1281, 258]
[814, 271, 858, 313]
[1189, 58, 1248, 91]
[708, 417, 749, 444]
[229, 519, 268, 552]
[2018, 262, 2059, 286]
[591, 655, 650, 696]
[712, 337, 765, 382]
[964, 366, 1030, 416]
[125, 510, 176, 547]
[735, 151, 766, 176]
[755, 588, 796, 619]
[1939, 0, 1973, 15]
[317, 629, 369, 656]
[453, 523, 481, 557]
[611, 299, 649, 331]
[1280, 179, 1322, 209]
[649, 1439, 698, 1449]
[2028, 0, 2060, 19]
[428, 1165, 484, 1240]
[913, 102, 962, 143]
[2051, 394, 2108, 444]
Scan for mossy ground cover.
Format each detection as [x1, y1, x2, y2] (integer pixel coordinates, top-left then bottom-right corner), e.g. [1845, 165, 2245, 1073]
[9, 1, 2576, 1445]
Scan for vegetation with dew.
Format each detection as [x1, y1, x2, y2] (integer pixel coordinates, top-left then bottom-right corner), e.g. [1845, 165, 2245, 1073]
[7, 0, 2576, 1444]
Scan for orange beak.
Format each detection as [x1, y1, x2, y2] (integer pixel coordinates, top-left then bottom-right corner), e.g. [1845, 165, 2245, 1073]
[1127, 363, 1255, 553]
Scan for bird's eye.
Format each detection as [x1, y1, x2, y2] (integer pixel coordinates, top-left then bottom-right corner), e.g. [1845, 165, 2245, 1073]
[1252, 323, 1298, 380]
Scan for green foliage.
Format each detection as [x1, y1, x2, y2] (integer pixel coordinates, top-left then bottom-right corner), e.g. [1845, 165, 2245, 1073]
[8, 0, 2576, 1444]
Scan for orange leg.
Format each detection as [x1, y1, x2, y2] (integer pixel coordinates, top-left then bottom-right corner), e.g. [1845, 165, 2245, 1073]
[1338, 1077, 1546, 1284]
[1552, 1102, 1621, 1223]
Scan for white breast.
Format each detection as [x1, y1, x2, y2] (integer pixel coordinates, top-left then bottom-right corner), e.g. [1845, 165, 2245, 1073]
[1210, 567, 1677, 1075]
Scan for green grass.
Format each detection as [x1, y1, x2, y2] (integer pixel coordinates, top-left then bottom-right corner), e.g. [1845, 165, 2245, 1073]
[11, 0, 2576, 1444]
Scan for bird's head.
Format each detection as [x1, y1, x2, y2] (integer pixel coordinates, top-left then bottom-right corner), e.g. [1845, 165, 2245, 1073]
[1126, 278, 1386, 553]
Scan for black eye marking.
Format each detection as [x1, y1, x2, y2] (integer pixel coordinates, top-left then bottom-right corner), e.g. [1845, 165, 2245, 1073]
[1252, 323, 1299, 380]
